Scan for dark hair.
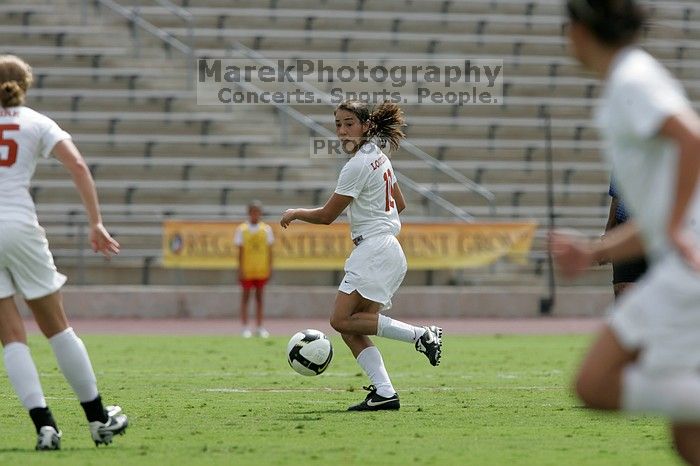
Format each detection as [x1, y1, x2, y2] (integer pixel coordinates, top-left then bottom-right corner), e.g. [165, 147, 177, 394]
[0, 55, 33, 108]
[566, 0, 647, 46]
[334, 100, 406, 153]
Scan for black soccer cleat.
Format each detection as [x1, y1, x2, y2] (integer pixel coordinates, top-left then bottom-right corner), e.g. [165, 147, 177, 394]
[347, 385, 400, 411]
[90, 405, 128, 446]
[415, 326, 443, 366]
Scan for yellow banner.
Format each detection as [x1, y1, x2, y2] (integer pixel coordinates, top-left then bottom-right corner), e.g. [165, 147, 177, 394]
[162, 220, 537, 270]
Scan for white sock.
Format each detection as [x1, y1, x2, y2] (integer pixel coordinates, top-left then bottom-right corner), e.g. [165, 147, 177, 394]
[3, 342, 47, 410]
[49, 327, 99, 403]
[622, 365, 700, 422]
[356, 346, 395, 398]
[376, 314, 424, 344]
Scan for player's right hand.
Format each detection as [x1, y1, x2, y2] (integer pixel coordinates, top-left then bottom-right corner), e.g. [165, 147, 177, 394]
[89, 223, 120, 259]
[549, 230, 593, 280]
[280, 209, 297, 229]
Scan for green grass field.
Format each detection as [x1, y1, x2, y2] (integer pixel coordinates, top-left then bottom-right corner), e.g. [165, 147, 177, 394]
[0, 333, 681, 466]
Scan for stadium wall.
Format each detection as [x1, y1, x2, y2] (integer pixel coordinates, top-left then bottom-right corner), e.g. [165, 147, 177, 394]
[15, 286, 613, 318]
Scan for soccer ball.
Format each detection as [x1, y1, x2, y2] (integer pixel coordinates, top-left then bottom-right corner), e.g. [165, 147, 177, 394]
[286, 329, 333, 376]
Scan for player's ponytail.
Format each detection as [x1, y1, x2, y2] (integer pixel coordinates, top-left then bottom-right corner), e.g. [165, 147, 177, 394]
[567, 0, 647, 47]
[335, 99, 407, 153]
[367, 101, 406, 153]
[0, 55, 33, 108]
[0, 81, 24, 108]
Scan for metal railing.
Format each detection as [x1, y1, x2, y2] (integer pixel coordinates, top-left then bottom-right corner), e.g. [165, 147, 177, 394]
[229, 41, 497, 216]
[82, 0, 194, 88]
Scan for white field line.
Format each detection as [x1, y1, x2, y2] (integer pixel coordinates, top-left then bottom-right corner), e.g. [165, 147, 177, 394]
[202, 386, 564, 393]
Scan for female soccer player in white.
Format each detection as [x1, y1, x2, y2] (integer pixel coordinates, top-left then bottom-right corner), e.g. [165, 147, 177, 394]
[281, 100, 442, 411]
[552, 1, 700, 463]
[0, 55, 128, 450]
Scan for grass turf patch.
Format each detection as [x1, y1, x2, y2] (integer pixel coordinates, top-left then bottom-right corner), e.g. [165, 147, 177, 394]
[0, 333, 679, 465]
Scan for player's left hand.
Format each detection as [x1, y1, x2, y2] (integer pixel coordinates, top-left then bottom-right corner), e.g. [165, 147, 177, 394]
[90, 223, 120, 259]
[549, 230, 594, 280]
[670, 228, 700, 270]
[280, 209, 297, 229]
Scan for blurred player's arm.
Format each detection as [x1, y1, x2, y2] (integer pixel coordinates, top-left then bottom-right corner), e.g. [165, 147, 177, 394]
[659, 111, 700, 268]
[392, 181, 406, 214]
[53, 139, 119, 257]
[280, 193, 353, 228]
[550, 222, 644, 280]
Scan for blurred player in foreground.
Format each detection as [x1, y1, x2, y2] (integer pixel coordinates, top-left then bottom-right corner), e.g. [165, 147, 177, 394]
[235, 200, 274, 338]
[280, 100, 442, 411]
[551, 1, 700, 463]
[0, 55, 128, 450]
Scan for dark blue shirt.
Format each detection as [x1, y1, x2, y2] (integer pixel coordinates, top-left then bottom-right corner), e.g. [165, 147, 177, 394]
[609, 182, 629, 224]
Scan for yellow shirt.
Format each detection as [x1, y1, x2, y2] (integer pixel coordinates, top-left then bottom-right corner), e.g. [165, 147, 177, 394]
[236, 222, 273, 279]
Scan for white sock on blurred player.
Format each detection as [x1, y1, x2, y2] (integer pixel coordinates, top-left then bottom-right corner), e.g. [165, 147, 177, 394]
[49, 327, 99, 402]
[356, 346, 395, 398]
[622, 365, 700, 422]
[377, 314, 424, 343]
[4, 342, 47, 409]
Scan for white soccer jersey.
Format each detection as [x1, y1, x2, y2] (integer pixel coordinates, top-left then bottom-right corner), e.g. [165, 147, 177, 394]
[0, 106, 71, 224]
[595, 47, 697, 262]
[334, 142, 401, 240]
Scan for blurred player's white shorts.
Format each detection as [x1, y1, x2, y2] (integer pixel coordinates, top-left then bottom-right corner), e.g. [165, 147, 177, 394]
[339, 234, 407, 311]
[609, 252, 700, 374]
[0, 222, 67, 300]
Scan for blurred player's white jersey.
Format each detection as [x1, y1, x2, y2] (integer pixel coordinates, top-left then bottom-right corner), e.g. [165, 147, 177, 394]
[334, 142, 401, 240]
[595, 47, 698, 262]
[0, 106, 70, 224]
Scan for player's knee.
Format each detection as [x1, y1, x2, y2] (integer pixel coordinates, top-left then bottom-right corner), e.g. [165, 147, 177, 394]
[575, 372, 619, 410]
[329, 315, 347, 333]
[672, 427, 700, 465]
[574, 371, 599, 408]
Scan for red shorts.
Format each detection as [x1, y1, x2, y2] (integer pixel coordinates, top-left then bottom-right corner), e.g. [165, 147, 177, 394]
[239, 278, 268, 290]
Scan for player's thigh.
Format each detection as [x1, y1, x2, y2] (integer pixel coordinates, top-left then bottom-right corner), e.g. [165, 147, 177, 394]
[0, 296, 27, 345]
[25, 290, 69, 338]
[575, 325, 638, 407]
[332, 291, 381, 321]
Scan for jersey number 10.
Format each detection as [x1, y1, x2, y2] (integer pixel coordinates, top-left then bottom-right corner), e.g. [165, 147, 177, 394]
[383, 168, 396, 212]
[0, 124, 19, 167]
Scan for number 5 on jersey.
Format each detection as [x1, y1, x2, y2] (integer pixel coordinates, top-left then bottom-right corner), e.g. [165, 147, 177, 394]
[383, 168, 396, 212]
[0, 124, 19, 167]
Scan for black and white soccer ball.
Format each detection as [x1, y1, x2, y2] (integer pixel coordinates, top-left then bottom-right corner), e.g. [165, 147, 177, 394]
[286, 329, 333, 376]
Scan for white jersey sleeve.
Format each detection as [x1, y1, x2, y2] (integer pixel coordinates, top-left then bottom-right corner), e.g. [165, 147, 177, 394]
[265, 224, 274, 245]
[610, 68, 691, 139]
[38, 116, 71, 159]
[234, 225, 244, 246]
[335, 156, 370, 199]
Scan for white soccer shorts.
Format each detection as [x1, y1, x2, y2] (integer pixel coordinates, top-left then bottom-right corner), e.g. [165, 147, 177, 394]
[608, 251, 700, 374]
[338, 234, 407, 311]
[0, 221, 67, 300]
